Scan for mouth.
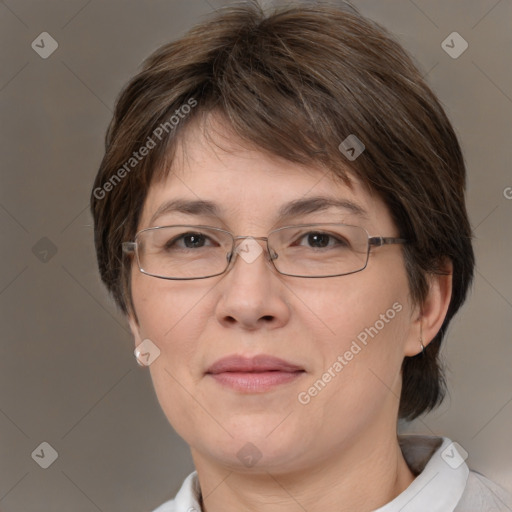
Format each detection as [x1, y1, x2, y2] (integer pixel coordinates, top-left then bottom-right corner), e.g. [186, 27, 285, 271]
[206, 354, 305, 393]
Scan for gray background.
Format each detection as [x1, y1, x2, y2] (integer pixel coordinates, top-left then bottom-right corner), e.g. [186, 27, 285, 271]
[0, 0, 511, 510]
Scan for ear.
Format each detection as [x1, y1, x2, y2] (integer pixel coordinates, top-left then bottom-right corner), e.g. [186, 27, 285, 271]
[404, 259, 453, 357]
[127, 313, 144, 348]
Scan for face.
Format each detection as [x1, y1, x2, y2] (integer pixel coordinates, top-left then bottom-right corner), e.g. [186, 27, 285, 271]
[128, 116, 421, 474]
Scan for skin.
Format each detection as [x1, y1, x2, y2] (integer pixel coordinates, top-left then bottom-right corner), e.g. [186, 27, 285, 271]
[128, 115, 452, 512]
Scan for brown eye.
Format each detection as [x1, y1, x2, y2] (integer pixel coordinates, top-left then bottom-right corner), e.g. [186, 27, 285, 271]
[295, 232, 350, 249]
[164, 232, 214, 250]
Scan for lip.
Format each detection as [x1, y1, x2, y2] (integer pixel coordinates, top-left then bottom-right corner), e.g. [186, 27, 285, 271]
[206, 354, 305, 393]
[206, 354, 304, 374]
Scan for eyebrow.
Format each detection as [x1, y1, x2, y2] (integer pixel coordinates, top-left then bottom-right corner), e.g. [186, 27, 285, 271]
[149, 196, 368, 226]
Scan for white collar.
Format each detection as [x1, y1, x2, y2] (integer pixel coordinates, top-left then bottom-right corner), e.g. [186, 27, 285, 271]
[164, 435, 469, 512]
[374, 435, 468, 511]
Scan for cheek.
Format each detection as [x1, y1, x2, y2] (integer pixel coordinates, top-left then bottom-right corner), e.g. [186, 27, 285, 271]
[291, 270, 408, 340]
[131, 276, 211, 435]
[131, 271, 209, 346]
[299, 269, 411, 394]
[131, 274, 209, 395]
[298, 301, 409, 437]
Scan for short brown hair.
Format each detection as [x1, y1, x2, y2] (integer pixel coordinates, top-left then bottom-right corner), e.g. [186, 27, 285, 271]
[90, 1, 474, 420]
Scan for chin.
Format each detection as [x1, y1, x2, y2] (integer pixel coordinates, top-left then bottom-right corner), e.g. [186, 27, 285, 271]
[204, 439, 301, 473]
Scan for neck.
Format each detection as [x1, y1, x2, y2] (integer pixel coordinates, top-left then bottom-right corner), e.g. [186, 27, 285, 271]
[192, 430, 415, 512]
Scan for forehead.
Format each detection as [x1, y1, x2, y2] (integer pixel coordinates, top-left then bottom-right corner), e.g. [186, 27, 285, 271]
[138, 117, 395, 234]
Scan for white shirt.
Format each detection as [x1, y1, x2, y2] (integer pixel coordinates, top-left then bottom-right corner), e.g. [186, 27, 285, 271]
[152, 435, 512, 512]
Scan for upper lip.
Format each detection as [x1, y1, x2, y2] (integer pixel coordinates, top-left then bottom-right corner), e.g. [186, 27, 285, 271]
[206, 354, 304, 374]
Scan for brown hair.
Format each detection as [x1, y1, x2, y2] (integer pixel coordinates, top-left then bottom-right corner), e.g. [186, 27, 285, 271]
[90, 1, 474, 420]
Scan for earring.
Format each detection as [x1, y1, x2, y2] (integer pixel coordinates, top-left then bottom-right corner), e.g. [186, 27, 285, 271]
[134, 351, 145, 367]
[419, 337, 425, 354]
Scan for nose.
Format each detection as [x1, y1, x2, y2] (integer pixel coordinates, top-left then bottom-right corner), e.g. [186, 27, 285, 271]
[215, 237, 290, 331]
[227, 236, 277, 268]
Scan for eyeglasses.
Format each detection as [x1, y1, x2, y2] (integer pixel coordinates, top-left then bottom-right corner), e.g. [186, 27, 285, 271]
[122, 223, 407, 280]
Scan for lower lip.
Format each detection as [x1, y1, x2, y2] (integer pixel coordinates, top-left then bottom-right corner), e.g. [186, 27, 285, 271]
[208, 371, 304, 392]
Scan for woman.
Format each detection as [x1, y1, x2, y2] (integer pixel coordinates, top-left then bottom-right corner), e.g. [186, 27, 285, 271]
[90, 1, 512, 510]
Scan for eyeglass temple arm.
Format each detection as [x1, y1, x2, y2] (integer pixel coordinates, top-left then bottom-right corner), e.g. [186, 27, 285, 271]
[122, 242, 136, 254]
[369, 236, 407, 247]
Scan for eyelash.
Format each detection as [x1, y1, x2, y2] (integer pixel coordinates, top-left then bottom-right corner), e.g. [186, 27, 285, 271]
[165, 230, 349, 250]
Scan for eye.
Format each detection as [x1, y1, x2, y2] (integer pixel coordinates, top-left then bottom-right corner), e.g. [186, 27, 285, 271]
[164, 232, 215, 250]
[295, 231, 350, 249]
